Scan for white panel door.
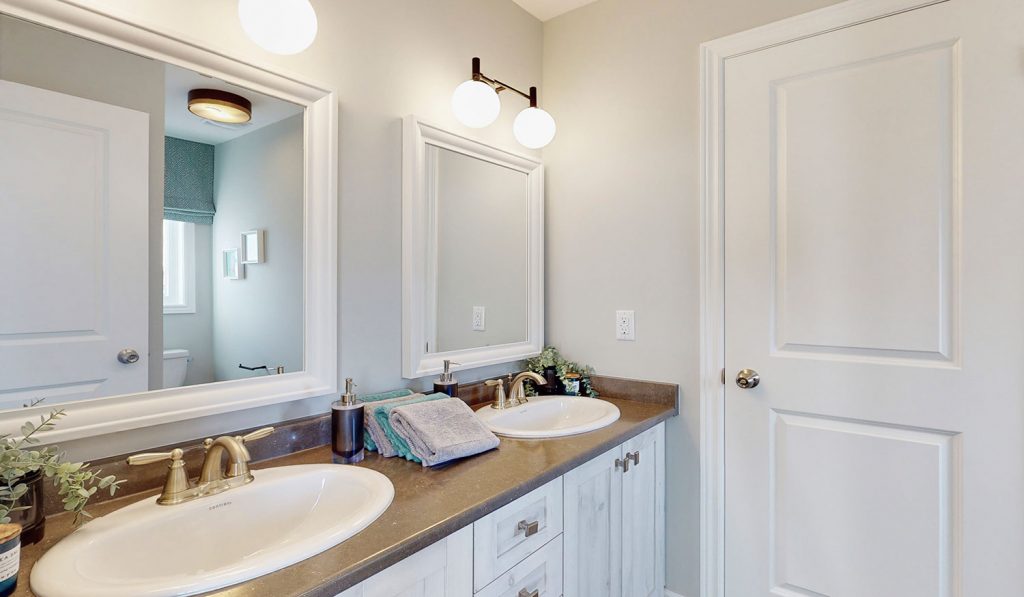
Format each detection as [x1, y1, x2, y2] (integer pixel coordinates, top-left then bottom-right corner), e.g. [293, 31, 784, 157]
[0, 80, 149, 406]
[723, 1, 1024, 595]
[563, 445, 623, 597]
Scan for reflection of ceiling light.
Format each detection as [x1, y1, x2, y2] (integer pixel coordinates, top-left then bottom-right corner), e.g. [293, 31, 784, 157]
[238, 0, 318, 55]
[187, 89, 252, 124]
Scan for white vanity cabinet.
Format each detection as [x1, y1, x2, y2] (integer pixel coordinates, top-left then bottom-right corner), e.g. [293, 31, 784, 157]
[563, 424, 665, 597]
[335, 422, 665, 597]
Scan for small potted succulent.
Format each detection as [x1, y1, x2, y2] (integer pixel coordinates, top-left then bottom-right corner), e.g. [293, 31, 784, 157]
[0, 408, 125, 594]
[525, 346, 597, 397]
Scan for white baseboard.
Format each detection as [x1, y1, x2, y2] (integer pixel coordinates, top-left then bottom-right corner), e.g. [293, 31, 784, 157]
[665, 590, 687, 597]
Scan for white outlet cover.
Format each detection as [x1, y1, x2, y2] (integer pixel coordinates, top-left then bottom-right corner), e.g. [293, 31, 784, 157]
[473, 306, 486, 331]
[615, 310, 635, 341]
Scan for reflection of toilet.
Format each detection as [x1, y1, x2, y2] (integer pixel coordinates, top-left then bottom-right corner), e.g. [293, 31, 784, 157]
[162, 349, 190, 388]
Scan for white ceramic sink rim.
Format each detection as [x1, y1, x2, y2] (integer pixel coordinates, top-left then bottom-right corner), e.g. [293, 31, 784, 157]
[475, 395, 620, 438]
[30, 464, 394, 597]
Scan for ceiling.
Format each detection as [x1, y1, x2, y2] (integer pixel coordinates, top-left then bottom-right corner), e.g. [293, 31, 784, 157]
[164, 63, 303, 145]
[511, 0, 600, 21]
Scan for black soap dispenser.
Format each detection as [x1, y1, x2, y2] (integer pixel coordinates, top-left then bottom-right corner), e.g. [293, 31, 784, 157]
[331, 377, 364, 464]
[433, 360, 460, 397]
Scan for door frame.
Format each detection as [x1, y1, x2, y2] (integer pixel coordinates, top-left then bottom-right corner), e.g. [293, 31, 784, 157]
[697, 1, 947, 595]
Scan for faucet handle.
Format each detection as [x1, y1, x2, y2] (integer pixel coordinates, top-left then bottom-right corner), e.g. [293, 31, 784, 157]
[240, 426, 275, 444]
[127, 448, 184, 466]
[486, 379, 508, 409]
[128, 448, 192, 505]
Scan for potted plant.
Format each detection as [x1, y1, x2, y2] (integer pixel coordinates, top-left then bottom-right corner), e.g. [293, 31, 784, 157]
[525, 346, 598, 397]
[1, 408, 124, 543]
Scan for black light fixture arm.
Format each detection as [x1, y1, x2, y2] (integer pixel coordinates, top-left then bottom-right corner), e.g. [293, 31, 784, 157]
[471, 57, 538, 108]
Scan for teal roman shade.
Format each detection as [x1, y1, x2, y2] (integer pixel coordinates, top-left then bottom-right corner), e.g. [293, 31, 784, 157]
[164, 137, 215, 224]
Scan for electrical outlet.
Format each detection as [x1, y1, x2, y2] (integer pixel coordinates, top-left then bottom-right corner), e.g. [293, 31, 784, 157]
[472, 306, 486, 331]
[616, 310, 635, 341]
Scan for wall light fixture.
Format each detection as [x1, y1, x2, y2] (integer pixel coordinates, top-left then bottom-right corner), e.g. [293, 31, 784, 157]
[452, 57, 556, 149]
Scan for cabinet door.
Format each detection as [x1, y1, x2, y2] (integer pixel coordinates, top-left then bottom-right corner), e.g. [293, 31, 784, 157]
[621, 423, 665, 597]
[360, 525, 472, 597]
[563, 445, 623, 597]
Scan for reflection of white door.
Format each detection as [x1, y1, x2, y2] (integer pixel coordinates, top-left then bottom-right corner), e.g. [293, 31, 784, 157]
[722, 1, 1024, 595]
[0, 80, 149, 407]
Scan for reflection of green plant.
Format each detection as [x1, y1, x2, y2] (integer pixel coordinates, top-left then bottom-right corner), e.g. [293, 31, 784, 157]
[525, 346, 598, 397]
[0, 409, 125, 524]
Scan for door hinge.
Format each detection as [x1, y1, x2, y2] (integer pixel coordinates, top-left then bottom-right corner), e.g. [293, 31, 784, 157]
[721, 368, 726, 385]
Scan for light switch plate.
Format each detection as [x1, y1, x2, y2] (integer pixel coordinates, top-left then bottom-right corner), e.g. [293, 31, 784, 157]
[616, 310, 635, 341]
[473, 306, 486, 331]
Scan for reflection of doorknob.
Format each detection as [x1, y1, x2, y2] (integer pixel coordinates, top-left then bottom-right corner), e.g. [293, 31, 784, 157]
[117, 348, 140, 364]
[735, 369, 759, 389]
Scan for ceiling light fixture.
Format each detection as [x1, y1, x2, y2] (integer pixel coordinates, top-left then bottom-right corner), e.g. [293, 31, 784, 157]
[238, 0, 318, 55]
[452, 57, 556, 149]
[187, 89, 252, 124]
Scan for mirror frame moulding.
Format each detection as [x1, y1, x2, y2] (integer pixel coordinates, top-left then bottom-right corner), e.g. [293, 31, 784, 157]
[402, 116, 544, 379]
[0, 0, 338, 443]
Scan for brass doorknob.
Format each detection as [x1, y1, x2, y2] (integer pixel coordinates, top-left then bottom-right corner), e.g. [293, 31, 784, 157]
[735, 369, 760, 389]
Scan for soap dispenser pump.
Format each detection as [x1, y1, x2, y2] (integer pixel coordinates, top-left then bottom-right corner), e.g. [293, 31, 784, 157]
[331, 377, 364, 464]
[433, 360, 460, 397]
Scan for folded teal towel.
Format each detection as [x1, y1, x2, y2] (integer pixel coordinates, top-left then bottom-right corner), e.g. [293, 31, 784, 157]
[362, 391, 422, 452]
[373, 393, 447, 462]
[361, 388, 415, 403]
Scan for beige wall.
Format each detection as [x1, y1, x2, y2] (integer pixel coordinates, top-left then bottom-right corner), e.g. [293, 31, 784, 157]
[43, 0, 543, 460]
[540, 0, 842, 594]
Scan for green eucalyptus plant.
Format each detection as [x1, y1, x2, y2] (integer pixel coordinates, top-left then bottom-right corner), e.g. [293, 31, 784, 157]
[0, 408, 125, 524]
[525, 345, 598, 397]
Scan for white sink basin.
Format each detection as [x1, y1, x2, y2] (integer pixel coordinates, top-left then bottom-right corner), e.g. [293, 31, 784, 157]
[475, 395, 620, 438]
[31, 464, 394, 597]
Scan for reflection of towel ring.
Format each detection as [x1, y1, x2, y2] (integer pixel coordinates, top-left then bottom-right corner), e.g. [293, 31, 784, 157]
[238, 364, 286, 375]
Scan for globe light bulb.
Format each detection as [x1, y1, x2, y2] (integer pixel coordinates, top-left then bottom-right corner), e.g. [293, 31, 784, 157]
[513, 107, 556, 149]
[238, 0, 318, 55]
[451, 80, 501, 128]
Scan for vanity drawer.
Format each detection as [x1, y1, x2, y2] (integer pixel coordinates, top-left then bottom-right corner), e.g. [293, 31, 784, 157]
[475, 535, 563, 597]
[473, 477, 563, 591]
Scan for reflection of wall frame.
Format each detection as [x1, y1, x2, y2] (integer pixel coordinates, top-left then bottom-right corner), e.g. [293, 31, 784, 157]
[222, 248, 244, 280]
[240, 229, 265, 264]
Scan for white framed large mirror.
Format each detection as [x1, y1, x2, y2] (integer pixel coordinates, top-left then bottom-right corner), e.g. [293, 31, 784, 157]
[402, 117, 543, 378]
[0, 0, 337, 443]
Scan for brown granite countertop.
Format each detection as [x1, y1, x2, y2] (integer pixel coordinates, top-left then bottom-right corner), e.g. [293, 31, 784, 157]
[14, 396, 675, 597]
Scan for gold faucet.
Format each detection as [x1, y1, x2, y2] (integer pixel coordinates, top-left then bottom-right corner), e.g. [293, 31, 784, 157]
[127, 427, 274, 505]
[486, 371, 547, 409]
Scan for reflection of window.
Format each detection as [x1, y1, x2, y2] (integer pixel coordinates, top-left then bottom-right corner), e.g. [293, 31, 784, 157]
[163, 220, 196, 314]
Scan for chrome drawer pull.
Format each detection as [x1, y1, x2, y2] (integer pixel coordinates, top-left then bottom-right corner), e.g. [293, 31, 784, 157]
[615, 457, 630, 473]
[626, 451, 640, 467]
[518, 589, 539, 597]
[517, 519, 539, 537]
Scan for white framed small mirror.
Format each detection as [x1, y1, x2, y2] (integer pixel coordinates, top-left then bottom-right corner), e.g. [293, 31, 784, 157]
[240, 229, 266, 264]
[0, 0, 337, 444]
[402, 116, 543, 378]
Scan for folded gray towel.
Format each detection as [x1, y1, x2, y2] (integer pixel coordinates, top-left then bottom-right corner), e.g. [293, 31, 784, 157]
[389, 398, 499, 467]
[364, 393, 427, 456]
